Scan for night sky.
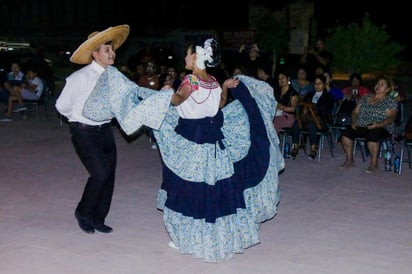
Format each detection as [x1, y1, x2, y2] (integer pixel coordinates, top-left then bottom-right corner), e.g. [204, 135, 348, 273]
[253, 1, 409, 46]
[253, 0, 411, 60]
[1, 1, 409, 60]
[161, 0, 411, 59]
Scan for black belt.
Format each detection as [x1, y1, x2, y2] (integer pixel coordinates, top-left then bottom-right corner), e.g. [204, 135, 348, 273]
[69, 122, 110, 129]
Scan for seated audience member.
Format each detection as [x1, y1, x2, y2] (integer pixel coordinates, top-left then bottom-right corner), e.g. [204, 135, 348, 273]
[257, 63, 278, 93]
[131, 62, 145, 84]
[342, 73, 370, 103]
[1, 67, 43, 121]
[0, 62, 25, 110]
[273, 71, 299, 133]
[166, 66, 181, 91]
[290, 74, 335, 160]
[232, 65, 245, 76]
[291, 67, 315, 100]
[157, 64, 168, 87]
[138, 61, 160, 90]
[119, 64, 134, 79]
[323, 71, 344, 102]
[339, 75, 398, 173]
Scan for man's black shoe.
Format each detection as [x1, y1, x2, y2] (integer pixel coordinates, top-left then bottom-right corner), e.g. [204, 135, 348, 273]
[74, 210, 95, 234]
[94, 224, 113, 233]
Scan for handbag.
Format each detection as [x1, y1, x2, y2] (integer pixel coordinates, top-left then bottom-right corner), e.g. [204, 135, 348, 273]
[333, 99, 355, 126]
[297, 102, 322, 130]
[336, 113, 352, 126]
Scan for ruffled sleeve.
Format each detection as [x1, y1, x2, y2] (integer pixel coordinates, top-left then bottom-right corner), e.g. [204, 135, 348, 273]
[82, 66, 174, 135]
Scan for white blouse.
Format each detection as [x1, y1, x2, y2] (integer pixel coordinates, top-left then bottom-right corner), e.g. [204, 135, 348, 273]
[176, 74, 222, 119]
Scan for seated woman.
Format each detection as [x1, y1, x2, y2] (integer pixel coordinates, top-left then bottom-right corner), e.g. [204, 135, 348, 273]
[290, 74, 335, 160]
[342, 72, 370, 103]
[290, 66, 315, 100]
[323, 71, 344, 103]
[273, 71, 299, 133]
[340, 75, 398, 173]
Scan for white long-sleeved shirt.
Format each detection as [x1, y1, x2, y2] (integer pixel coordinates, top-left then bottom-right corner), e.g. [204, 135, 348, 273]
[55, 61, 111, 125]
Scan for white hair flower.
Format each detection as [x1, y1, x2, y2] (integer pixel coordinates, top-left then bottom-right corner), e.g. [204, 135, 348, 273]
[195, 38, 214, 70]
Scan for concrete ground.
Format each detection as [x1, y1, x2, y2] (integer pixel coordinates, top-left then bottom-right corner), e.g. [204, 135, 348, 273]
[1, 100, 411, 274]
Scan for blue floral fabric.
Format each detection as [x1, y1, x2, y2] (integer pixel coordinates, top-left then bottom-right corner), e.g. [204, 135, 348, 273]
[82, 66, 172, 135]
[83, 67, 284, 262]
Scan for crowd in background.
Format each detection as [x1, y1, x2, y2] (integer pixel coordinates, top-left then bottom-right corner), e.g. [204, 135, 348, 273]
[116, 37, 412, 172]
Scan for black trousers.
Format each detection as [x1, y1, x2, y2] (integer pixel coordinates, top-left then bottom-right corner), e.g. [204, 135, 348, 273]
[69, 122, 117, 226]
[291, 120, 327, 146]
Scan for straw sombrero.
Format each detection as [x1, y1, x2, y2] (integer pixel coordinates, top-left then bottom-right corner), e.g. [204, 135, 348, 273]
[70, 24, 130, 65]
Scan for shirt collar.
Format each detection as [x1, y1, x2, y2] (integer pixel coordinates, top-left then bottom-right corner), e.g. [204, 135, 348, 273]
[91, 60, 106, 74]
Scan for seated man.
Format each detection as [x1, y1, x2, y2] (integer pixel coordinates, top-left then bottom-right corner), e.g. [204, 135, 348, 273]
[1, 67, 43, 121]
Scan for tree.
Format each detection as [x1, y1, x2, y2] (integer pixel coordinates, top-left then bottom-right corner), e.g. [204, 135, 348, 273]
[250, 4, 289, 76]
[326, 15, 405, 76]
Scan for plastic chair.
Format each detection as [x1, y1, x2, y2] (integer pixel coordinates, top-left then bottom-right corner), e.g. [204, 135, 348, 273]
[398, 139, 412, 174]
[352, 137, 393, 162]
[279, 127, 293, 157]
[299, 127, 335, 162]
[279, 126, 334, 162]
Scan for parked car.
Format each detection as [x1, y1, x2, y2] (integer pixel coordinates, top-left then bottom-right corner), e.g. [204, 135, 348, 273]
[0, 41, 54, 82]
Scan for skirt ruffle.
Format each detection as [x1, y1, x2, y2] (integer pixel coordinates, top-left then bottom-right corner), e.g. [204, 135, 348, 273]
[155, 75, 284, 262]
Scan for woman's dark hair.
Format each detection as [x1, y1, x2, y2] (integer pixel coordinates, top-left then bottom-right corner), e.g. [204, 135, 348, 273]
[314, 74, 327, 84]
[188, 37, 221, 68]
[349, 73, 363, 84]
[276, 70, 291, 79]
[258, 62, 273, 76]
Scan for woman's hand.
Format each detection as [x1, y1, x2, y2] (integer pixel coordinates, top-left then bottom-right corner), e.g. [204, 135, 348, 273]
[277, 103, 285, 111]
[351, 122, 358, 130]
[366, 123, 375, 129]
[223, 77, 240, 90]
[161, 84, 173, 91]
[220, 77, 240, 108]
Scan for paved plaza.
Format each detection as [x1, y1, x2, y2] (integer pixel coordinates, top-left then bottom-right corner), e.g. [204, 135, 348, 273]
[0, 104, 411, 274]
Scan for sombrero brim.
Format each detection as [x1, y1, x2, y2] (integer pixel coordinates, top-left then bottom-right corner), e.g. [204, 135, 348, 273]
[70, 24, 130, 65]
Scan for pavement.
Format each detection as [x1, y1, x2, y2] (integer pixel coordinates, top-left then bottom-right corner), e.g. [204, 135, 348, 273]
[0, 98, 412, 274]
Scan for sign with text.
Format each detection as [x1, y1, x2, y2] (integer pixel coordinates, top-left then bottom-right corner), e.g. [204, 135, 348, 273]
[220, 30, 255, 49]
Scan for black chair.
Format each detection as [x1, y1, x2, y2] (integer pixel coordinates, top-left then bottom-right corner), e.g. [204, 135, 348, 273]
[352, 137, 393, 162]
[299, 127, 335, 162]
[279, 125, 334, 162]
